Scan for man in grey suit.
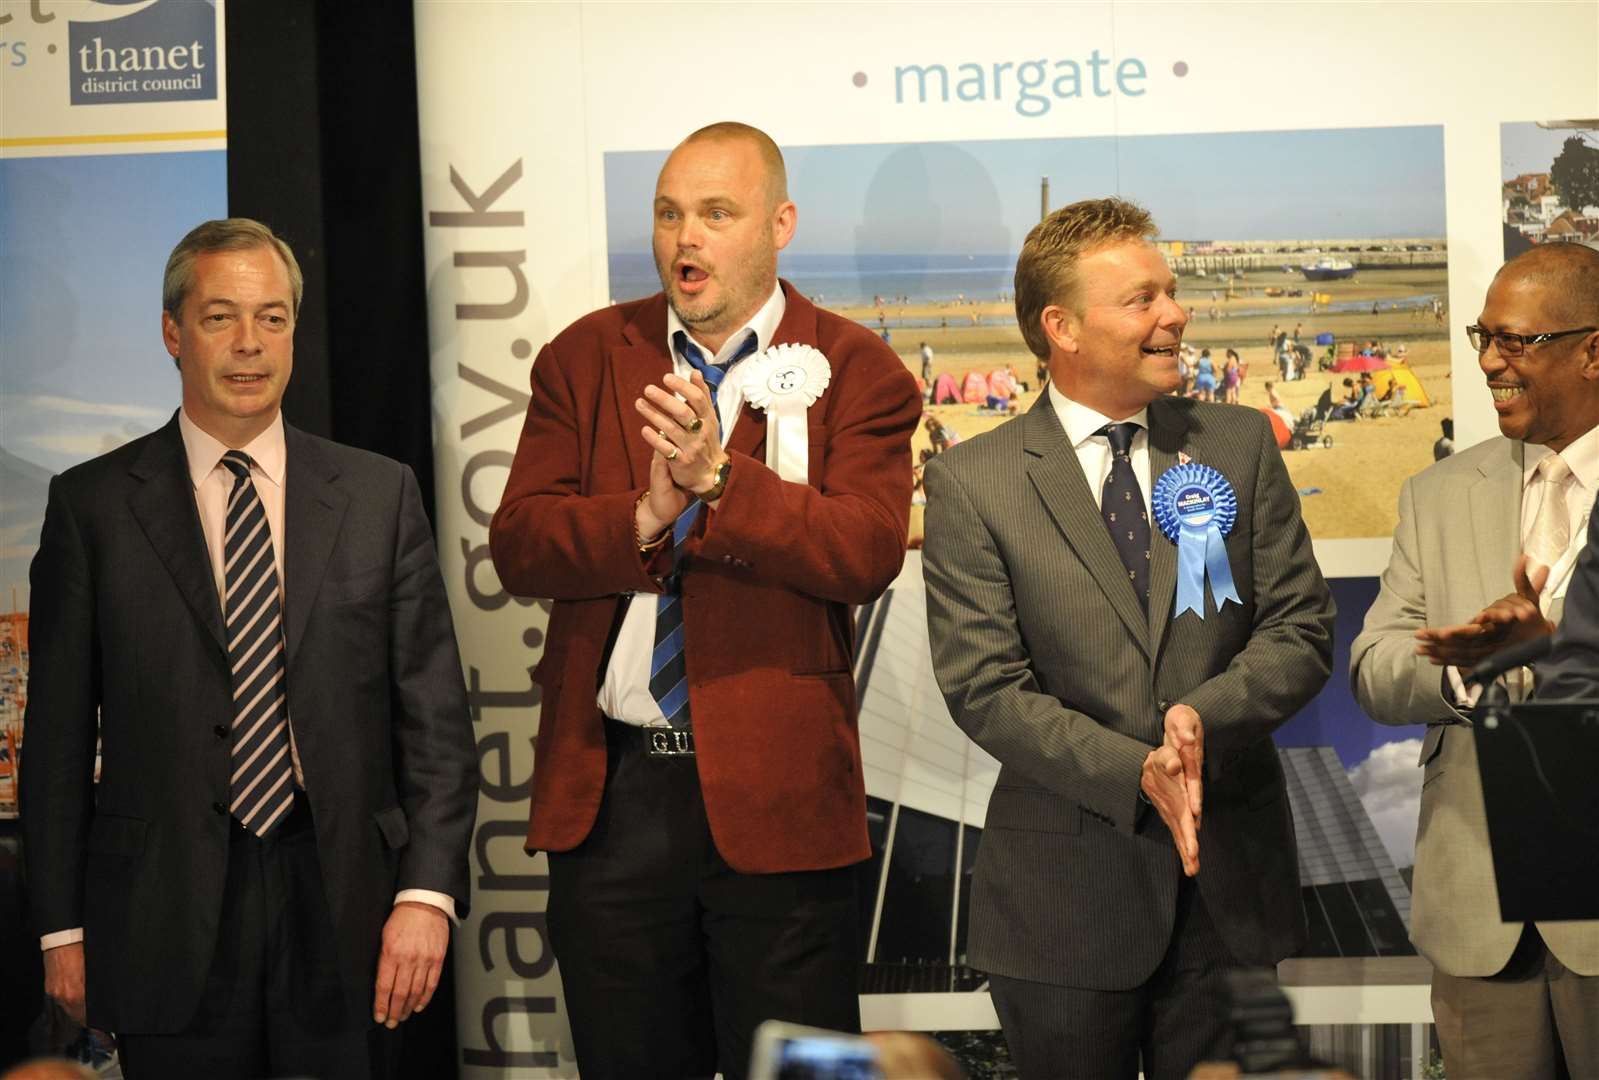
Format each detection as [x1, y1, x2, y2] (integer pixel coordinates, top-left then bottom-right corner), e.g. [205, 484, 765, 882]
[923, 198, 1334, 1080]
[1351, 242, 1599, 1078]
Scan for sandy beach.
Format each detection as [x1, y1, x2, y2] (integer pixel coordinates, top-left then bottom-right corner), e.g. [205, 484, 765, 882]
[904, 338, 1453, 545]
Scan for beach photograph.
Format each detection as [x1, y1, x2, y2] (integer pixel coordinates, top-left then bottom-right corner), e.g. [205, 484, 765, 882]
[604, 126, 1450, 544]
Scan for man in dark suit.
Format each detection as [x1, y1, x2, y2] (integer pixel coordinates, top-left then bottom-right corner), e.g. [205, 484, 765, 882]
[490, 122, 920, 1080]
[923, 198, 1334, 1080]
[21, 218, 476, 1078]
[1542, 507, 1599, 698]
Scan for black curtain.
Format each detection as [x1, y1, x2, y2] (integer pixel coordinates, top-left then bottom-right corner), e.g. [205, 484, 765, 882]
[226, 0, 438, 525]
[226, 4, 458, 1074]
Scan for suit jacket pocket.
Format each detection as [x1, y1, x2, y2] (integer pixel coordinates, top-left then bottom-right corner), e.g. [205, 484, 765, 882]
[1419, 724, 1446, 767]
[985, 786, 1082, 834]
[374, 805, 410, 850]
[87, 813, 147, 857]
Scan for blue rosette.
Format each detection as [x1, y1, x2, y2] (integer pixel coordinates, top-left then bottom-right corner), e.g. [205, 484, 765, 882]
[1151, 463, 1242, 618]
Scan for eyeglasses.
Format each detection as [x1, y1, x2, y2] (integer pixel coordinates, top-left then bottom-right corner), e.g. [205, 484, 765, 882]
[1465, 324, 1597, 357]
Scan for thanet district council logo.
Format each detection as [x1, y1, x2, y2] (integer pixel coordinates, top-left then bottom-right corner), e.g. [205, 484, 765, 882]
[69, 0, 216, 106]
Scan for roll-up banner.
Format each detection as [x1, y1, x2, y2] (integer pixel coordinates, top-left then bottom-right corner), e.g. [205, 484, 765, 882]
[413, 3, 1597, 1075]
[1, 0, 227, 818]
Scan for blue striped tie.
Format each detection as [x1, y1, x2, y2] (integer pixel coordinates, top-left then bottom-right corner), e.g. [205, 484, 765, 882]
[647, 331, 760, 727]
[220, 451, 296, 836]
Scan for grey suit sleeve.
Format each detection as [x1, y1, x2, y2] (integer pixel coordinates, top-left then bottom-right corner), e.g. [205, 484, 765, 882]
[1181, 417, 1335, 772]
[923, 456, 1150, 832]
[19, 477, 101, 937]
[1538, 507, 1599, 700]
[387, 467, 478, 916]
[1350, 473, 1460, 725]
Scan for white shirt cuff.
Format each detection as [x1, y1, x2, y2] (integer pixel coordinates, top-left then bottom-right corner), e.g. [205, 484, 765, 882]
[41, 928, 84, 951]
[1445, 665, 1484, 709]
[395, 888, 460, 926]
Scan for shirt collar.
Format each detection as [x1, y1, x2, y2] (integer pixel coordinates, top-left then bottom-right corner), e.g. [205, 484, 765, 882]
[1047, 382, 1150, 449]
[178, 408, 287, 491]
[1523, 423, 1599, 495]
[665, 281, 786, 366]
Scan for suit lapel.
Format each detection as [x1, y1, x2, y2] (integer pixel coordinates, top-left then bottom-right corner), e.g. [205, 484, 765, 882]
[1024, 397, 1151, 658]
[127, 416, 226, 653]
[1468, 438, 1525, 605]
[608, 296, 674, 489]
[1146, 400, 1187, 658]
[282, 426, 349, 668]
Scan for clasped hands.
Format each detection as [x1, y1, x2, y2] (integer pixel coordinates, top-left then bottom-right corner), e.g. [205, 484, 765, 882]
[1414, 554, 1555, 669]
[1141, 703, 1204, 877]
[634, 371, 728, 540]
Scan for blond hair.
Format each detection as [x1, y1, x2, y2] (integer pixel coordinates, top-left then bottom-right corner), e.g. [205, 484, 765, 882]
[1014, 198, 1156, 359]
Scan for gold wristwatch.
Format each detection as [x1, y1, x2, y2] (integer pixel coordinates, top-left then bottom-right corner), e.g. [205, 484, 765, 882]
[701, 458, 731, 502]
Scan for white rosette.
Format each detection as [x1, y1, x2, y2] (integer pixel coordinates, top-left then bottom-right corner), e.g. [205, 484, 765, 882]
[739, 343, 831, 484]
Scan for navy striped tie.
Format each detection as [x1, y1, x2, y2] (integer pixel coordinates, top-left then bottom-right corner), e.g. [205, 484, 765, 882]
[647, 331, 760, 728]
[220, 451, 296, 836]
[1097, 423, 1150, 611]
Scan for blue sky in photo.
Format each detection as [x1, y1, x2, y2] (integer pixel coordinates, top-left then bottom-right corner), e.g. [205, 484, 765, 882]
[606, 125, 1447, 257]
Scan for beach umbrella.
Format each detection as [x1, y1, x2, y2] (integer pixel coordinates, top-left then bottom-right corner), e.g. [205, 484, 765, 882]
[1258, 407, 1292, 449]
[1331, 354, 1390, 373]
[988, 368, 1013, 397]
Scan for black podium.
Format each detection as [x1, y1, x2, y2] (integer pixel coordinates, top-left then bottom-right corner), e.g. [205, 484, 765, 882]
[1474, 698, 1599, 922]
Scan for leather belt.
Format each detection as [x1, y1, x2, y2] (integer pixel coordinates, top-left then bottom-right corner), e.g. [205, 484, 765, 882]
[605, 716, 695, 757]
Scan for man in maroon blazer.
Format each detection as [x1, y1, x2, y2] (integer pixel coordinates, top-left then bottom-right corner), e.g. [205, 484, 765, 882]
[490, 122, 920, 1080]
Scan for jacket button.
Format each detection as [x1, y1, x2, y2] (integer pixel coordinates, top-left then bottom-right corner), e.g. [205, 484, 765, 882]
[721, 555, 734, 564]
[212, 802, 226, 816]
[213, 724, 228, 739]
[1157, 699, 1172, 713]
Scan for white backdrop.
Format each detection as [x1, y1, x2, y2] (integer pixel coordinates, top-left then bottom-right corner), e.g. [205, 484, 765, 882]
[411, 3, 1599, 1073]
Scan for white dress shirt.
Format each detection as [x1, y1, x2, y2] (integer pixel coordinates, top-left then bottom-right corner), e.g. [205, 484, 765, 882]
[40, 409, 453, 950]
[597, 283, 786, 726]
[1046, 381, 1154, 520]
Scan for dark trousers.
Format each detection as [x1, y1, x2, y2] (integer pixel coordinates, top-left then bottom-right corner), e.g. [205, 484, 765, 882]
[119, 797, 398, 1080]
[547, 719, 861, 1080]
[989, 876, 1241, 1080]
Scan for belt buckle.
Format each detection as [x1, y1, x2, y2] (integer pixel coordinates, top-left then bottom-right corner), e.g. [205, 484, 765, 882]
[646, 728, 695, 757]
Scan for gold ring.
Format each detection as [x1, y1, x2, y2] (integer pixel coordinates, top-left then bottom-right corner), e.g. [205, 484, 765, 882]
[687, 417, 704, 434]
[665, 445, 680, 461]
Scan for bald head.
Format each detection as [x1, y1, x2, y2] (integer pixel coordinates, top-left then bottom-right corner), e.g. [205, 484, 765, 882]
[675, 121, 789, 211]
[1493, 242, 1599, 327]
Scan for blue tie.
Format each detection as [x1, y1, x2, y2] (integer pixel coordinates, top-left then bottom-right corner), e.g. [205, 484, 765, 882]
[673, 329, 759, 421]
[1097, 423, 1150, 611]
[647, 331, 761, 727]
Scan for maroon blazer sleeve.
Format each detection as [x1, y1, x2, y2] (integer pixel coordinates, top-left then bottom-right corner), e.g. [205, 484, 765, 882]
[489, 319, 666, 601]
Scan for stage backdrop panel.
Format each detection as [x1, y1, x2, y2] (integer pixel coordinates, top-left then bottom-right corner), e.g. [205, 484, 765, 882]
[413, 3, 1597, 1075]
[0, 0, 227, 821]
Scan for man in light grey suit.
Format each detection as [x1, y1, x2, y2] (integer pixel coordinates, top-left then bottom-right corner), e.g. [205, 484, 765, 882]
[923, 198, 1334, 1080]
[1351, 242, 1599, 1078]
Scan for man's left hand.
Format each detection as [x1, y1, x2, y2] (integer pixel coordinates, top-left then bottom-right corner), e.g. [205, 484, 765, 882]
[1415, 556, 1554, 667]
[636, 371, 726, 497]
[1163, 703, 1204, 825]
[372, 901, 450, 1029]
